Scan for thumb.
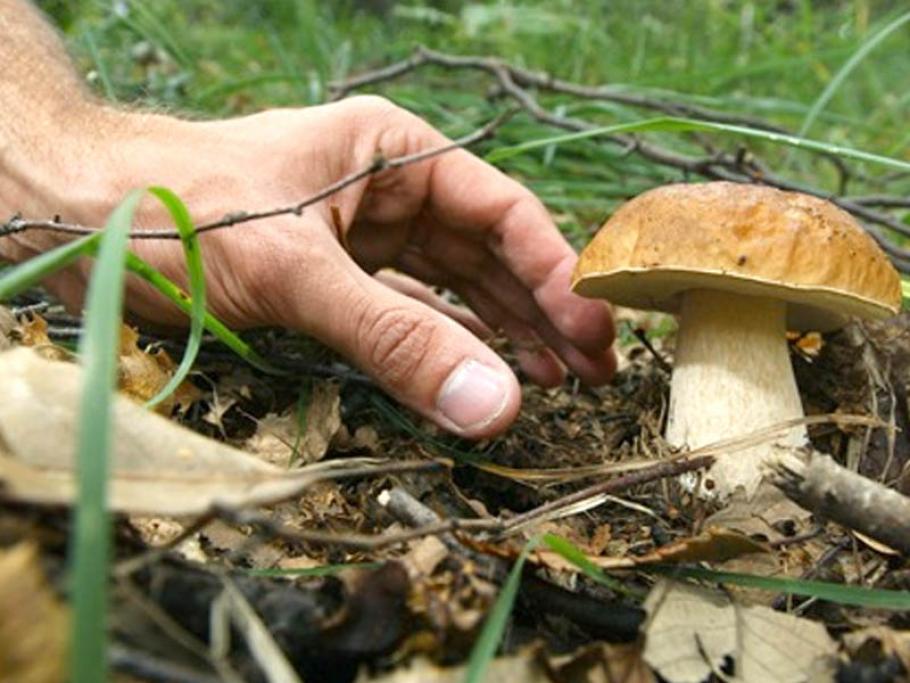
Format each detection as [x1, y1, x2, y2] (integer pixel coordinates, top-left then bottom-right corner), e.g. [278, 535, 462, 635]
[286, 251, 521, 439]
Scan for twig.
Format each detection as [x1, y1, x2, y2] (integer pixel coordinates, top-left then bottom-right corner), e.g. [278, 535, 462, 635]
[632, 326, 672, 373]
[331, 46, 787, 133]
[845, 194, 910, 209]
[212, 504, 499, 552]
[497, 455, 715, 535]
[382, 486, 645, 638]
[768, 448, 910, 555]
[0, 111, 513, 241]
[329, 46, 910, 269]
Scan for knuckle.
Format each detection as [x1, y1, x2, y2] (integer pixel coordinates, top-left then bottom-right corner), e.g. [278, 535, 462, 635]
[358, 306, 437, 388]
[341, 94, 402, 121]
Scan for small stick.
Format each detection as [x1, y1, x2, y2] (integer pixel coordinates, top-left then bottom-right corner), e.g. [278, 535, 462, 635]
[632, 326, 672, 373]
[768, 449, 910, 556]
[0, 111, 513, 241]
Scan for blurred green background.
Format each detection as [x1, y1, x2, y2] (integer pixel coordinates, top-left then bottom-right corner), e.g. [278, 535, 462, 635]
[38, 0, 910, 244]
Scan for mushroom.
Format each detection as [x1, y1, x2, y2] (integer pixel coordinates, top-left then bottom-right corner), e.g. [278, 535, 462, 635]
[572, 182, 901, 500]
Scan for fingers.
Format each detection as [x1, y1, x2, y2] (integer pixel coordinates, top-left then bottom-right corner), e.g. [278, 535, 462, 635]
[373, 269, 492, 340]
[344, 98, 616, 377]
[396, 226, 615, 385]
[278, 238, 521, 439]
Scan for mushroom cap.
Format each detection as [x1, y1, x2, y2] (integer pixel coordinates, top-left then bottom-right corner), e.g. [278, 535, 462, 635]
[572, 182, 901, 331]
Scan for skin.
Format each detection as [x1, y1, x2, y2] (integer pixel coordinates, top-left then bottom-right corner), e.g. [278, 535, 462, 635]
[0, 1, 616, 438]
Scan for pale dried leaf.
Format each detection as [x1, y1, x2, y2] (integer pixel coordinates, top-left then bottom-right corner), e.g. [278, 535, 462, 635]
[643, 580, 835, 683]
[0, 349, 360, 515]
[299, 382, 342, 464]
[400, 536, 449, 578]
[0, 306, 16, 350]
[0, 543, 68, 683]
[245, 412, 301, 468]
[706, 481, 811, 543]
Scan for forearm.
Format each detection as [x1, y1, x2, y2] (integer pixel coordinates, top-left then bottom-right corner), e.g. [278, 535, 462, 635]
[0, 1, 93, 203]
[0, 1, 185, 262]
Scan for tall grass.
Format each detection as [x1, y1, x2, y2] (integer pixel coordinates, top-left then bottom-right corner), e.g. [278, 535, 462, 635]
[70, 190, 142, 682]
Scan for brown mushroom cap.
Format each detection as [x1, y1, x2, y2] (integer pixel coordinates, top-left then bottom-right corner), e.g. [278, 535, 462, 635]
[572, 182, 902, 331]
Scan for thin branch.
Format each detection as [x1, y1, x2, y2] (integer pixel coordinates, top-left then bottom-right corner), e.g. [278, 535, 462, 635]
[497, 455, 715, 536]
[329, 46, 910, 269]
[0, 111, 513, 241]
[332, 46, 788, 133]
[211, 504, 500, 551]
[845, 194, 910, 209]
[768, 448, 910, 555]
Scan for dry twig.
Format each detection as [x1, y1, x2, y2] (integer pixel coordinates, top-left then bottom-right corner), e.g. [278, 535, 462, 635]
[329, 46, 910, 270]
[0, 111, 513, 241]
[768, 448, 910, 555]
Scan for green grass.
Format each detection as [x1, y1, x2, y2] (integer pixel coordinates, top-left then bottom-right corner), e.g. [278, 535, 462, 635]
[70, 190, 142, 683]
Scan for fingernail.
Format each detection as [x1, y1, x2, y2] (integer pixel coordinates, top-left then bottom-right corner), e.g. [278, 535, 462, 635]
[436, 359, 510, 432]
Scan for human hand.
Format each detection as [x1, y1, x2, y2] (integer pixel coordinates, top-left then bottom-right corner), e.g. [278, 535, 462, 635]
[34, 96, 616, 437]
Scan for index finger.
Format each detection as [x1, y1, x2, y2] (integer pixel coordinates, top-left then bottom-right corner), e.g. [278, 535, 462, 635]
[422, 145, 615, 354]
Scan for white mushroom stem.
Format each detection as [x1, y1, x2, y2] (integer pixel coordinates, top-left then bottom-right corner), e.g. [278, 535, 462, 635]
[666, 288, 808, 499]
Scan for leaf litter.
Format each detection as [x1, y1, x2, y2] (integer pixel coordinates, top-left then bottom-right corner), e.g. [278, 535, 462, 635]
[1, 305, 910, 682]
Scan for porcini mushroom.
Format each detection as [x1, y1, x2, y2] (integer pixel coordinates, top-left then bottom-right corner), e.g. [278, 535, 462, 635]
[572, 182, 901, 500]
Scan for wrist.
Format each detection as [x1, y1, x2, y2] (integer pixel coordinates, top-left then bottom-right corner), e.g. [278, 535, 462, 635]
[0, 103, 151, 260]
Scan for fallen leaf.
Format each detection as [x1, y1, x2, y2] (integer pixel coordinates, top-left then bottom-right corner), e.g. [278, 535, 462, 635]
[642, 580, 836, 683]
[0, 306, 16, 350]
[532, 527, 768, 573]
[0, 348, 378, 515]
[16, 315, 71, 361]
[706, 481, 811, 543]
[117, 325, 201, 414]
[244, 382, 341, 467]
[0, 543, 68, 683]
[298, 381, 342, 464]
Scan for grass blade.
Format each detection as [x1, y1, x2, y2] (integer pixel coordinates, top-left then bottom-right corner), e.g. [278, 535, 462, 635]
[542, 534, 910, 610]
[0, 234, 99, 300]
[647, 564, 910, 610]
[541, 534, 640, 597]
[70, 189, 143, 683]
[797, 11, 910, 139]
[485, 115, 910, 172]
[463, 537, 538, 683]
[143, 187, 207, 408]
[122, 252, 283, 375]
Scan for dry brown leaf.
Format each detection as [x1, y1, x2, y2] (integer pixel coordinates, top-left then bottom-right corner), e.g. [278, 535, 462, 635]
[0, 348, 365, 515]
[0, 543, 68, 683]
[117, 325, 201, 414]
[244, 382, 341, 467]
[245, 411, 301, 467]
[643, 580, 835, 683]
[299, 381, 342, 463]
[532, 527, 768, 573]
[16, 315, 71, 361]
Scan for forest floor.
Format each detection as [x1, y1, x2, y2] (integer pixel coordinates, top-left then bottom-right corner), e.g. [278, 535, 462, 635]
[3, 1, 910, 681]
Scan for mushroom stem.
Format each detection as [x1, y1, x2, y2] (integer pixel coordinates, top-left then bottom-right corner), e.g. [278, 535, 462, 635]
[666, 289, 807, 499]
